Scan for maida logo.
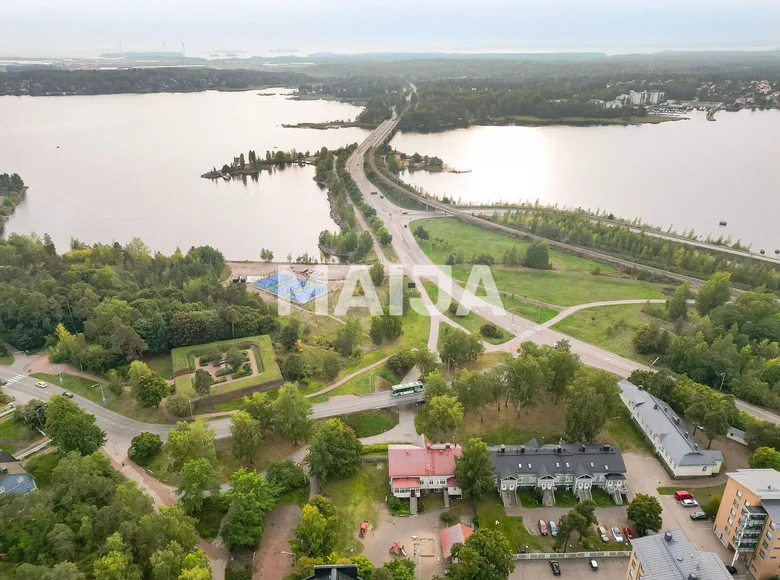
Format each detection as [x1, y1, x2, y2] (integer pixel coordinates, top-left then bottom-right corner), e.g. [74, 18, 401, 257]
[254, 265, 506, 317]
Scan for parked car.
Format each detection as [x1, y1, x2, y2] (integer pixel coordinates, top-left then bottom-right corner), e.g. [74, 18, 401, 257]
[549, 560, 561, 576]
[611, 527, 624, 542]
[690, 511, 708, 521]
[62, 391, 74, 399]
[674, 490, 694, 501]
[549, 520, 558, 537]
[681, 499, 699, 508]
[0, 378, 6, 386]
[538, 520, 548, 536]
[35, 381, 47, 388]
[231, 275, 240, 283]
[623, 527, 634, 540]
[590, 559, 599, 571]
[725, 565, 738, 575]
[597, 526, 609, 542]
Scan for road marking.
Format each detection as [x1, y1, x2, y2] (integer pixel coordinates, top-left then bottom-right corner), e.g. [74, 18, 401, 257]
[3, 374, 25, 385]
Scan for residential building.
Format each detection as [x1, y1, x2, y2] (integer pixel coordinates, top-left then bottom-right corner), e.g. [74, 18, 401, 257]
[727, 427, 748, 446]
[304, 564, 361, 580]
[619, 380, 723, 477]
[388, 435, 462, 500]
[0, 450, 37, 496]
[713, 469, 780, 579]
[626, 529, 732, 580]
[490, 439, 627, 507]
[440, 523, 473, 562]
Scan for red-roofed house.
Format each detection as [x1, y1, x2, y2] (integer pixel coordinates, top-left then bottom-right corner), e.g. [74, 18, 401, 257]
[440, 523, 473, 562]
[388, 435, 462, 499]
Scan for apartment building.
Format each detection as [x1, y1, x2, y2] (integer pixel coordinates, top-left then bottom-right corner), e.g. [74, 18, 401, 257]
[626, 530, 732, 580]
[713, 469, 780, 579]
[388, 435, 462, 500]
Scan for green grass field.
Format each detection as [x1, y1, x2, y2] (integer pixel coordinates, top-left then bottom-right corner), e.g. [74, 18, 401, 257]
[477, 496, 545, 551]
[0, 352, 13, 366]
[552, 303, 679, 363]
[0, 416, 37, 454]
[413, 218, 665, 307]
[31, 373, 169, 423]
[338, 409, 398, 438]
[323, 464, 391, 555]
[143, 354, 173, 379]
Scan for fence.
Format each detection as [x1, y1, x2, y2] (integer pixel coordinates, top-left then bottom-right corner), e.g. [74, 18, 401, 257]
[513, 551, 631, 561]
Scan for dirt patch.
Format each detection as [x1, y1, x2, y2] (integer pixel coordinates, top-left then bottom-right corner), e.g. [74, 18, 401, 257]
[413, 537, 436, 557]
[253, 504, 302, 580]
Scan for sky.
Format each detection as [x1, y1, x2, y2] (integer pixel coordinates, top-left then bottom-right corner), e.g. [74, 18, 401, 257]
[1, 0, 778, 57]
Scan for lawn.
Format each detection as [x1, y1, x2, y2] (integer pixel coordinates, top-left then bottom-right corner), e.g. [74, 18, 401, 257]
[413, 218, 665, 307]
[323, 464, 391, 555]
[477, 496, 545, 551]
[552, 303, 682, 363]
[143, 354, 173, 380]
[213, 433, 303, 484]
[0, 416, 37, 454]
[656, 484, 726, 507]
[422, 281, 511, 345]
[24, 451, 62, 489]
[604, 409, 652, 453]
[31, 373, 170, 423]
[338, 409, 399, 438]
[0, 351, 13, 366]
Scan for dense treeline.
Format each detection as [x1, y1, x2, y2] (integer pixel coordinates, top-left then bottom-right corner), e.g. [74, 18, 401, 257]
[296, 76, 406, 101]
[399, 80, 637, 132]
[356, 90, 408, 126]
[492, 209, 780, 290]
[0, 452, 210, 579]
[0, 173, 26, 233]
[0, 235, 277, 372]
[0, 68, 310, 96]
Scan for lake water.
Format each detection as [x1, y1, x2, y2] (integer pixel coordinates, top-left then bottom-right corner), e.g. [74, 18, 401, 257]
[390, 109, 780, 254]
[0, 89, 370, 260]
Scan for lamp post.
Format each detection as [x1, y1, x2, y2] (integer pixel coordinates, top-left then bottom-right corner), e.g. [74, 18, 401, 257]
[718, 372, 726, 391]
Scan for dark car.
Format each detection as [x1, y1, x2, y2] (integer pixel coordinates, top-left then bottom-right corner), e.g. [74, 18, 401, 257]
[690, 511, 708, 521]
[725, 565, 738, 575]
[0, 378, 7, 386]
[550, 560, 561, 576]
[231, 275, 240, 283]
[62, 391, 74, 399]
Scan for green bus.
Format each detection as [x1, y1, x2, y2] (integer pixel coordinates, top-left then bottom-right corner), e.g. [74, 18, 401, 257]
[391, 381, 424, 397]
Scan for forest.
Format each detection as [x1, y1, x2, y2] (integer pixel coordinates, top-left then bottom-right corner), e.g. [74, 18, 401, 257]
[0, 234, 277, 372]
[0, 68, 310, 96]
[295, 75, 406, 102]
[0, 173, 26, 233]
[490, 209, 780, 291]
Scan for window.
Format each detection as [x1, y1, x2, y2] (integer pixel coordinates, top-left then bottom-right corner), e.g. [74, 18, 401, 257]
[771, 521, 778, 531]
[725, 526, 730, 534]
[556, 462, 560, 468]
[702, 466, 708, 472]
[565, 462, 569, 468]
[0, 486, 4, 494]
[589, 462, 595, 468]
[746, 501, 751, 507]
[760, 550, 767, 560]
[728, 518, 733, 526]
[734, 499, 740, 508]
[631, 560, 637, 569]
[731, 509, 737, 517]
[737, 490, 743, 498]
[528, 463, 532, 469]
[605, 464, 609, 470]
[764, 540, 771, 551]
[767, 531, 774, 541]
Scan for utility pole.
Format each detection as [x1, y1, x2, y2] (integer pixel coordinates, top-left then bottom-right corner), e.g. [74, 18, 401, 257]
[719, 372, 726, 391]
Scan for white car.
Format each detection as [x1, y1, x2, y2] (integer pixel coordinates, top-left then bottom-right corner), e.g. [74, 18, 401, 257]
[681, 498, 699, 508]
[611, 526, 624, 542]
[35, 381, 47, 388]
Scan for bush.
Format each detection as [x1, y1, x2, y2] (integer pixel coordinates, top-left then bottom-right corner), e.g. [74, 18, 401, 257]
[591, 265, 602, 276]
[128, 432, 162, 463]
[389, 496, 410, 516]
[386, 349, 416, 377]
[215, 366, 233, 377]
[225, 564, 252, 580]
[282, 352, 307, 381]
[267, 460, 308, 493]
[165, 393, 191, 417]
[480, 323, 500, 338]
[440, 510, 459, 526]
[322, 353, 341, 381]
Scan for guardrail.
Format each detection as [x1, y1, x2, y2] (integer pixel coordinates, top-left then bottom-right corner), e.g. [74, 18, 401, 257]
[514, 551, 631, 560]
[0, 404, 16, 419]
[17, 439, 51, 459]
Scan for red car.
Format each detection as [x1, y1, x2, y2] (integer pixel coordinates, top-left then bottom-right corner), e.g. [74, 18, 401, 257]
[623, 527, 634, 541]
[538, 520, 548, 536]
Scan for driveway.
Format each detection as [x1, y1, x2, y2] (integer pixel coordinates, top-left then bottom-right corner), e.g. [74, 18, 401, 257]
[510, 558, 627, 580]
[253, 505, 302, 580]
[505, 506, 629, 538]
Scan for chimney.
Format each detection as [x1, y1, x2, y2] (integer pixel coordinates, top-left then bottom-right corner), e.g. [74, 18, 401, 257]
[664, 532, 673, 543]
[520, 445, 525, 454]
[406, 450, 410, 455]
[501, 444, 506, 454]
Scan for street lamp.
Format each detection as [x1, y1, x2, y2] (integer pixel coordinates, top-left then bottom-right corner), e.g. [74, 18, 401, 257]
[718, 372, 727, 391]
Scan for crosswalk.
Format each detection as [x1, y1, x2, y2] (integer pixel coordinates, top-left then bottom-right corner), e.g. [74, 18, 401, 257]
[2, 374, 25, 385]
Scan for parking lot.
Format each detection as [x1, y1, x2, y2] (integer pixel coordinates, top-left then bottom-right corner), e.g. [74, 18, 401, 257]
[509, 557, 628, 580]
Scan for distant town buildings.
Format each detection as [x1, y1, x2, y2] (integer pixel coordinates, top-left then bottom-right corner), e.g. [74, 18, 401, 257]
[713, 469, 780, 578]
[618, 380, 723, 477]
[626, 530, 732, 580]
[603, 90, 666, 109]
[490, 439, 628, 507]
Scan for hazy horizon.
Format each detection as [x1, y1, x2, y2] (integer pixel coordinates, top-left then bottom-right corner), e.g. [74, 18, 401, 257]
[1, 0, 778, 59]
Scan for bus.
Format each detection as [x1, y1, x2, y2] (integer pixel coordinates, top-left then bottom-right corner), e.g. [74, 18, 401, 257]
[391, 381, 424, 397]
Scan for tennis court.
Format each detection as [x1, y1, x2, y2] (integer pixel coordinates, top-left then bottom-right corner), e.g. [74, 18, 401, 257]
[253, 273, 328, 304]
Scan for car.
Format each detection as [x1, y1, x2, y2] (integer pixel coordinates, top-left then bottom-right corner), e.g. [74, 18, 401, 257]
[690, 511, 708, 520]
[623, 527, 634, 541]
[0, 378, 7, 386]
[548, 520, 558, 537]
[681, 498, 699, 508]
[379, 194, 384, 198]
[597, 526, 609, 542]
[371, 191, 378, 195]
[62, 391, 74, 399]
[725, 565, 738, 575]
[35, 381, 47, 388]
[674, 490, 694, 501]
[611, 526, 624, 542]
[538, 520, 548, 536]
[590, 559, 599, 571]
[549, 560, 561, 576]
[231, 275, 240, 283]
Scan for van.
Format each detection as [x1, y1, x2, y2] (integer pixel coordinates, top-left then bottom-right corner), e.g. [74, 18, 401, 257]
[674, 490, 694, 501]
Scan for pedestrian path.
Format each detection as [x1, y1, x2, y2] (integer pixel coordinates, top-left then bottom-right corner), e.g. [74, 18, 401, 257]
[1, 374, 25, 385]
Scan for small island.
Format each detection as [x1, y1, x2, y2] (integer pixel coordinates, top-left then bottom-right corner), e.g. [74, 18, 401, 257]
[201, 149, 316, 180]
[0, 173, 27, 233]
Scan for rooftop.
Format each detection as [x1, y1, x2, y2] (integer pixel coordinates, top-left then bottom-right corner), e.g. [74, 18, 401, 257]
[619, 380, 723, 467]
[630, 530, 732, 580]
[490, 439, 627, 480]
[388, 435, 462, 478]
[727, 469, 780, 500]
[305, 565, 361, 580]
[440, 523, 473, 559]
